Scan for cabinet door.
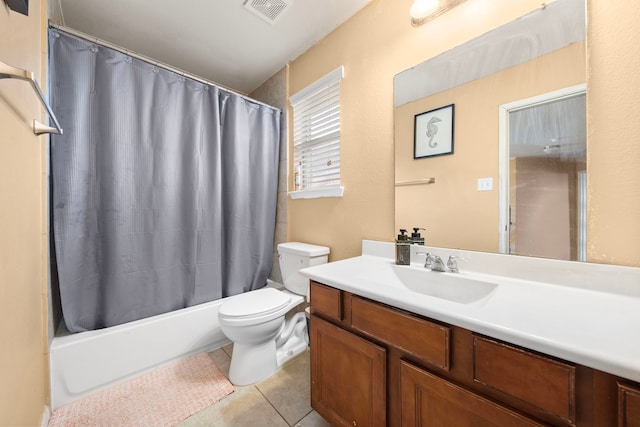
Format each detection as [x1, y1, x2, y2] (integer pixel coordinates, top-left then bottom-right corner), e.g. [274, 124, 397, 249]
[400, 361, 544, 427]
[619, 382, 640, 427]
[310, 315, 386, 427]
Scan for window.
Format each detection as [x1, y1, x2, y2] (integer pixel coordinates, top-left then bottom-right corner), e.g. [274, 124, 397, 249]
[290, 66, 344, 199]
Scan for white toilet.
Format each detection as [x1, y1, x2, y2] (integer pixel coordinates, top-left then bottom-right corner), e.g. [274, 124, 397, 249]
[218, 242, 329, 386]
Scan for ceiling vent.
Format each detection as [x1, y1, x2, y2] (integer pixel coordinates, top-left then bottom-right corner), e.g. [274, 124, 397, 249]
[244, 0, 291, 24]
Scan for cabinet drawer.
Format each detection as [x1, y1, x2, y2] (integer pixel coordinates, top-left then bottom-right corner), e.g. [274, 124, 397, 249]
[310, 282, 342, 321]
[618, 382, 640, 427]
[473, 336, 576, 424]
[401, 360, 544, 427]
[351, 296, 450, 370]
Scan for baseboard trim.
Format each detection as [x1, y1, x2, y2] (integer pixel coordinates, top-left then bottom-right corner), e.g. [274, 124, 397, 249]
[40, 405, 51, 427]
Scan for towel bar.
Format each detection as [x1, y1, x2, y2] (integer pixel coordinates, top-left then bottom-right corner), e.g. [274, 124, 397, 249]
[395, 177, 436, 187]
[0, 60, 63, 135]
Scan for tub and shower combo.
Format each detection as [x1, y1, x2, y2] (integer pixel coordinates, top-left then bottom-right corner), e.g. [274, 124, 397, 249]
[50, 294, 230, 408]
[48, 27, 296, 408]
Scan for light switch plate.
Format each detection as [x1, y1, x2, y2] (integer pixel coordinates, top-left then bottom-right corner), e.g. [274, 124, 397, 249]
[477, 178, 493, 191]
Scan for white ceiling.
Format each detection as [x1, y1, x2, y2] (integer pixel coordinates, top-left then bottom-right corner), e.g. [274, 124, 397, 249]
[56, 0, 371, 94]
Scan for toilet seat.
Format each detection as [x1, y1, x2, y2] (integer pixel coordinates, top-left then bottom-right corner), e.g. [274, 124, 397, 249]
[219, 288, 293, 327]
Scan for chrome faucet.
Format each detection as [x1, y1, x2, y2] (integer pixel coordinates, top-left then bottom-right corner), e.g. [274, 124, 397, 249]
[428, 254, 446, 272]
[446, 255, 466, 273]
[415, 249, 446, 272]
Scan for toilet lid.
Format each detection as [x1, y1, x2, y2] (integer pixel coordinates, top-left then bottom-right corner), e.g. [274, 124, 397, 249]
[219, 288, 291, 318]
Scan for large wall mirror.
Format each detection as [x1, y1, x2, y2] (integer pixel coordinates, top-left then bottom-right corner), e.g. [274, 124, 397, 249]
[394, 0, 587, 261]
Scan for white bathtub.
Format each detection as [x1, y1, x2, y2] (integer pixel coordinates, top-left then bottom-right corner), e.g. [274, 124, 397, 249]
[50, 297, 230, 409]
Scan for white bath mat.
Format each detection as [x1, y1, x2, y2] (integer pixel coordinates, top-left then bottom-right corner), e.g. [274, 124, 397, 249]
[49, 352, 234, 427]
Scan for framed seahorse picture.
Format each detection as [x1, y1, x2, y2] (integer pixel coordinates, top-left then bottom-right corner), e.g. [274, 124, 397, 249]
[413, 104, 455, 159]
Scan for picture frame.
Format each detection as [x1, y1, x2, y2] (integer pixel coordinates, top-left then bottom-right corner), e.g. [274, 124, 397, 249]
[414, 104, 455, 159]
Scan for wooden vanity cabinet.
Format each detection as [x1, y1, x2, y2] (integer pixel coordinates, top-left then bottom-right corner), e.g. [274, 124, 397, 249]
[310, 281, 638, 427]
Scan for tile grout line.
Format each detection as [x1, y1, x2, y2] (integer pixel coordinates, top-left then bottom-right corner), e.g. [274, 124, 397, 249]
[292, 409, 314, 427]
[254, 385, 297, 426]
[211, 346, 320, 426]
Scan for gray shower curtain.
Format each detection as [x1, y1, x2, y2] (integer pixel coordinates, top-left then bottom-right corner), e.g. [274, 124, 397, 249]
[49, 29, 281, 333]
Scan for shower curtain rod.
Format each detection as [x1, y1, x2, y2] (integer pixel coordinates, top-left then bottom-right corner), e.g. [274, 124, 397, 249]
[48, 22, 282, 113]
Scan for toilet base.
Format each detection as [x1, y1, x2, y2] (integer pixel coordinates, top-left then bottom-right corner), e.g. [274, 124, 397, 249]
[228, 340, 278, 386]
[227, 313, 308, 386]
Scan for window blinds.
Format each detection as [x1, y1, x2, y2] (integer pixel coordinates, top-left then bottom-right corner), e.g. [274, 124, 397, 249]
[291, 67, 343, 192]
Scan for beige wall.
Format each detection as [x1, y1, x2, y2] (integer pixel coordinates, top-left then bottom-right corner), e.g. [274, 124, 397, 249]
[288, 0, 562, 261]
[0, 0, 49, 425]
[394, 43, 585, 253]
[512, 157, 579, 261]
[587, 0, 640, 266]
[288, 0, 640, 267]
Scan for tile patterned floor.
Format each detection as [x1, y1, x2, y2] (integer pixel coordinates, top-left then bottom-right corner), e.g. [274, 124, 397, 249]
[179, 345, 330, 427]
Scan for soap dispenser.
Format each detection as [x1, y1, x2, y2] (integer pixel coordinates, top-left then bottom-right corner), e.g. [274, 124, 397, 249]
[411, 227, 425, 246]
[395, 229, 411, 265]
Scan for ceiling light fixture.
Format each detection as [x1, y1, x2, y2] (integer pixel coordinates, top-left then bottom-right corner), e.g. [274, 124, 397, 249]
[410, 0, 439, 26]
[410, 0, 469, 27]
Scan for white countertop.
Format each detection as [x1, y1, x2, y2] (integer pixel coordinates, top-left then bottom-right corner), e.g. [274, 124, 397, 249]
[300, 240, 640, 383]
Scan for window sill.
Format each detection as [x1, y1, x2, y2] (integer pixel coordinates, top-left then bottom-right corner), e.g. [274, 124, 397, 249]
[289, 186, 344, 200]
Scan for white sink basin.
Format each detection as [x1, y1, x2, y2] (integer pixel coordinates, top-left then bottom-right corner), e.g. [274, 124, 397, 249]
[390, 266, 498, 303]
[356, 263, 498, 304]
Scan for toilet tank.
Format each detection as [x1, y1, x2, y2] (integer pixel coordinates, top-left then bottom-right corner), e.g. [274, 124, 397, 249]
[277, 242, 330, 295]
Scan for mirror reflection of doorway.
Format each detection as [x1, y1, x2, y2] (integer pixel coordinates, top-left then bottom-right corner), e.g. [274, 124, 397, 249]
[499, 86, 587, 261]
